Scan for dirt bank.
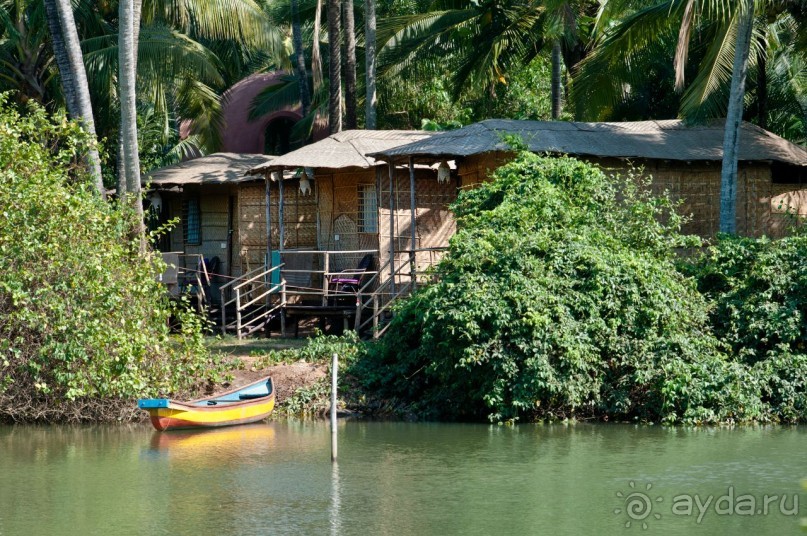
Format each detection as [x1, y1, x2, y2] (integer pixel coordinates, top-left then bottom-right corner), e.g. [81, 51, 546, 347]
[228, 360, 327, 406]
[209, 336, 329, 409]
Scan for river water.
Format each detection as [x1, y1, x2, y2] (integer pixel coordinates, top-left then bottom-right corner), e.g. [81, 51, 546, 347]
[0, 421, 804, 535]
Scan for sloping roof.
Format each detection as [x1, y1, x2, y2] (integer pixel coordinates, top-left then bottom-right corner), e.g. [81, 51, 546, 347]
[370, 119, 807, 166]
[146, 153, 274, 186]
[248, 130, 432, 174]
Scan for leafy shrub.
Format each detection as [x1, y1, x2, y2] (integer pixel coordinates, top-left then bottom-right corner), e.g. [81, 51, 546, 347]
[0, 96, 224, 422]
[679, 233, 807, 423]
[355, 153, 728, 422]
[683, 234, 807, 362]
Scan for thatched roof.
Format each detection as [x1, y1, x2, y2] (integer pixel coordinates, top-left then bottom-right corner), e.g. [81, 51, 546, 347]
[146, 153, 274, 186]
[370, 119, 807, 167]
[248, 130, 432, 174]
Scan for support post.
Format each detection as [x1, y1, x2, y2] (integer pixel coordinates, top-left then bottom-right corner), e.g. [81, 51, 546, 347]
[278, 174, 286, 252]
[372, 294, 379, 338]
[408, 156, 417, 290]
[354, 290, 362, 331]
[330, 352, 338, 462]
[235, 288, 242, 340]
[388, 161, 396, 296]
[220, 288, 226, 335]
[281, 280, 287, 337]
[265, 173, 273, 267]
[323, 251, 330, 306]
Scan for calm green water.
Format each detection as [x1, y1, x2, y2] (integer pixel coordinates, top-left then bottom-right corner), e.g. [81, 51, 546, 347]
[0, 422, 804, 535]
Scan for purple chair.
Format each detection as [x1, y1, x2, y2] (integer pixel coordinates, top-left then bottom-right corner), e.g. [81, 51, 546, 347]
[328, 254, 374, 304]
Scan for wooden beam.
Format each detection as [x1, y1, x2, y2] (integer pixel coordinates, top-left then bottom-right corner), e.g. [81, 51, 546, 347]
[278, 173, 286, 252]
[408, 156, 417, 290]
[388, 160, 396, 295]
[265, 173, 272, 267]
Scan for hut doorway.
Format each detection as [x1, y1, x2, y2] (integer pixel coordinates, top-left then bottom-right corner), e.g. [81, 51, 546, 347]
[264, 117, 299, 155]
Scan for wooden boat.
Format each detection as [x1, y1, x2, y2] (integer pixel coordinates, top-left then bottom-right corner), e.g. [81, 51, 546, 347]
[138, 377, 275, 431]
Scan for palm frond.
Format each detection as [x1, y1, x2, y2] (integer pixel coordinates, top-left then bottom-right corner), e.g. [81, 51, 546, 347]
[248, 74, 301, 119]
[678, 13, 739, 118]
[141, 0, 279, 53]
[82, 25, 225, 89]
[674, 0, 697, 90]
[571, 1, 681, 120]
[173, 77, 223, 153]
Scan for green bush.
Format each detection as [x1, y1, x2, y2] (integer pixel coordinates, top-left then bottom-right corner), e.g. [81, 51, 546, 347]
[0, 96, 224, 422]
[354, 154, 807, 425]
[355, 153, 730, 422]
[680, 233, 807, 423]
[684, 234, 807, 362]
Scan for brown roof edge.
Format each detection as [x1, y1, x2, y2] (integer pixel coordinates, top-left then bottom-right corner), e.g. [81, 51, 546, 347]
[368, 119, 807, 167]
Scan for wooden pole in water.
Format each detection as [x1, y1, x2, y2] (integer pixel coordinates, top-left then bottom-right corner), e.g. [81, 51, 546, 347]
[331, 352, 338, 462]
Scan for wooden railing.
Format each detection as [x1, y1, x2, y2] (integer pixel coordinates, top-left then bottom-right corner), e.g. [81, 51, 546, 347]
[217, 247, 446, 340]
[219, 263, 285, 339]
[355, 247, 447, 339]
[278, 249, 379, 305]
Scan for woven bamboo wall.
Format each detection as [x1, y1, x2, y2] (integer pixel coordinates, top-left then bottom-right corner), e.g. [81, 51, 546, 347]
[378, 166, 458, 281]
[165, 194, 184, 253]
[596, 159, 799, 239]
[458, 153, 514, 189]
[316, 168, 380, 271]
[458, 152, 806, 239]
[237, 178, 318, 276]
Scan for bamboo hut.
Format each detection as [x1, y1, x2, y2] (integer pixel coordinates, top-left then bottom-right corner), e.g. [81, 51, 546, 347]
[247, 129, 454, 296]
[145, 153, 313, 305]
[371, 119, 807, 238]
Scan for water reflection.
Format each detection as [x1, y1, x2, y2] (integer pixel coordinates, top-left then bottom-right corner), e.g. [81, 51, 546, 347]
[0, 422, 804, 536]
[145, 423, 277, 463]
[330, 462, 342, 536]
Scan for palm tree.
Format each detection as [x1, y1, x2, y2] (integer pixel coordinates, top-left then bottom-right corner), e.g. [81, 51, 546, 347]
[312, 0, 324, 94]
[0, 1, 55, 104]
[376, 0, 599, 108]
[573, 0, 793, 233]
[551, 41, 562, 118]
[43, 0, 105, 198]
[542, 0, 599, 119]
[328, 0, 342, 133]
[377, 0, 546, 102]
[343, 0, 357, 128]
[119, 0, 143, 239]
[291, 0, 312, 116]
[365, 0, 377, 128]
[719, 0, 754, 234]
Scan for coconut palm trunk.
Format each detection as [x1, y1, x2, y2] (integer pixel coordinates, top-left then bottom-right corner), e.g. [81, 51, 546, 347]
[364, 0, 376, 129]
[313, 0, 324, 94]
[119, 0, 144, 244]
[117, 0, 143, 196]
[551, 40, 563, 119]
[328, 0, 342, 133]
[342, 0, 357, 129]
[291, 0, 311, 116]
[719, 0, 755, 235]
[43, 0, 105, 198]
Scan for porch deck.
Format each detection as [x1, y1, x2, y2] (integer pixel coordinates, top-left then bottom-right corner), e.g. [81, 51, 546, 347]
[217, 247, 446, 339]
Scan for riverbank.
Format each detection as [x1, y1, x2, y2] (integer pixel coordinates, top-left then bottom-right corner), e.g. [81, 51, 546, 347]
[208, 337, 330, 416]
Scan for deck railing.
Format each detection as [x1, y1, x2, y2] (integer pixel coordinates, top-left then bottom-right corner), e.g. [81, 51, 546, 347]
[355, 247, 447, 338]
[219, 263, 286, 339]
[278, 249, 380, 305]
[218, 247, 447, 339]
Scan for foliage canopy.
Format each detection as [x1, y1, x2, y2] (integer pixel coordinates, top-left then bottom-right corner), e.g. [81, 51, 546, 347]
[0, 96, 223, 422]
[354, 153, 807, 424]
